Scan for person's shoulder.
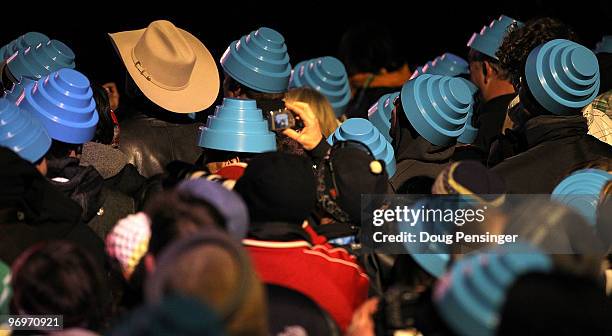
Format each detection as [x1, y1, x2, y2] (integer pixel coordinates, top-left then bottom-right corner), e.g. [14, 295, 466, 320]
[491, 146, 544, 176]
[120, 113, 154, 128]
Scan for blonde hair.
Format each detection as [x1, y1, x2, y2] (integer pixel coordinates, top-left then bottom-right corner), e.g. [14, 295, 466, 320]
[285, 87, 341, 138]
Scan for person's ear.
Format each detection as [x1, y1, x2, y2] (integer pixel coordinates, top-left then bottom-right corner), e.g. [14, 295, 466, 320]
[35, 157, 48, 176]
[144, 253, 156, 274]
[483, 61, 497, 84]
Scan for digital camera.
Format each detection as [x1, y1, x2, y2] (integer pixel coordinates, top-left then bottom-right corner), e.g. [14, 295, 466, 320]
[267, 108, 304, 131]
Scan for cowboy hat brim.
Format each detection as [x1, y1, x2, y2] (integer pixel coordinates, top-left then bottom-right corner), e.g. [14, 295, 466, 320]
[109, 27, 220, 113]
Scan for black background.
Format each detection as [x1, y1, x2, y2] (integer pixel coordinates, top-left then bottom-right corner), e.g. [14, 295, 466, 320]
[1, 0, 610, 105]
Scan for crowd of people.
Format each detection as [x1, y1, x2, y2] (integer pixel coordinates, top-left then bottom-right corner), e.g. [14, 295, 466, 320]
[0, 13, 610, 336]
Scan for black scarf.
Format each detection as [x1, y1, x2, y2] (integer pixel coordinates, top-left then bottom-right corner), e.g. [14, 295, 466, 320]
[248, 221, 312, 243]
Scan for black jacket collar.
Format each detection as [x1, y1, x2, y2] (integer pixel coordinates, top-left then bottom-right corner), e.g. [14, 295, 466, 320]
[247, 221, 312, 243]
[522, 115, 588, 148]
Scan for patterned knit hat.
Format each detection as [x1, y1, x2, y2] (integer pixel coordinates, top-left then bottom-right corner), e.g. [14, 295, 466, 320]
[106, 213, 151, 280]
[176, 179, 249, 239]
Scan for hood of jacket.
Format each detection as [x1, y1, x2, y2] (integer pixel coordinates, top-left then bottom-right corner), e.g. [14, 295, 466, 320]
[522, 115, 588, 148]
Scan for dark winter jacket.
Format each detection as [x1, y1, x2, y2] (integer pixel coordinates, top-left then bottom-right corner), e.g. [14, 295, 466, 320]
[491, 115, 612, 193]
[0, 148, 106, 266]
[47, 157, 135, 239]
[473, 93, 516, 157]
[119, 106, 202, 178]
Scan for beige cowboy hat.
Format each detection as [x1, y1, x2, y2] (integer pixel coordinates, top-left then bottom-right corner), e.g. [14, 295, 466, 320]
[109, 20, 219, 113]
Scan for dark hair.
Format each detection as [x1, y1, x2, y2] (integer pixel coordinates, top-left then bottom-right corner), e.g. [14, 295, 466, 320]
[46, 140, 82, 160]
[338, 23, 403, 76]
[467, 49, 510, 81]
[198, 148, 257, 167]
[497, 17, 580, 87]
[145, 190, 225, 257]
[10, 241, 109, 330]
[224, 75, 285, 101]
[91, 83, 117, 145]
[562, 159, 612, 184]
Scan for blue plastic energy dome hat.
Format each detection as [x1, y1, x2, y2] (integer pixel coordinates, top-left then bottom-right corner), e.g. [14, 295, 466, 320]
[327, 118, 396, 178]
[0, 32, 49, 60]
[434, 246, 553, 336]
[551, 168, 612, 225]
[367, 91, 400, 143]
[409, 54, 470, 80]
[4, 39, 76, 103]
[18, 68, 98, 144]
[409, 65, 425, 80]
[198, 98, 276, 153]
[221, 27, 291, 93]
[467, 15, 523, 60]
[289, 56, 351, 117]
[423, 53, 470, 77]
[400, 74, 475, 146]
[0, 98, 51, 163]
[595, 36, 612, 54]
[7, 39, 75, 81]
[525, 39, 600, 115]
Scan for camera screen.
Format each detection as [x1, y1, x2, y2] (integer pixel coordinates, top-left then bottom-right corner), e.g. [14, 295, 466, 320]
[274, 114, 290, 128]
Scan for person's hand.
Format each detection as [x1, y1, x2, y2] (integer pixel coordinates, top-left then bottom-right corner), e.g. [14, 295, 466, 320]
[103, 82, 120, 111]
[282, 101, 323, 151]
[346, 297, 379, 336]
